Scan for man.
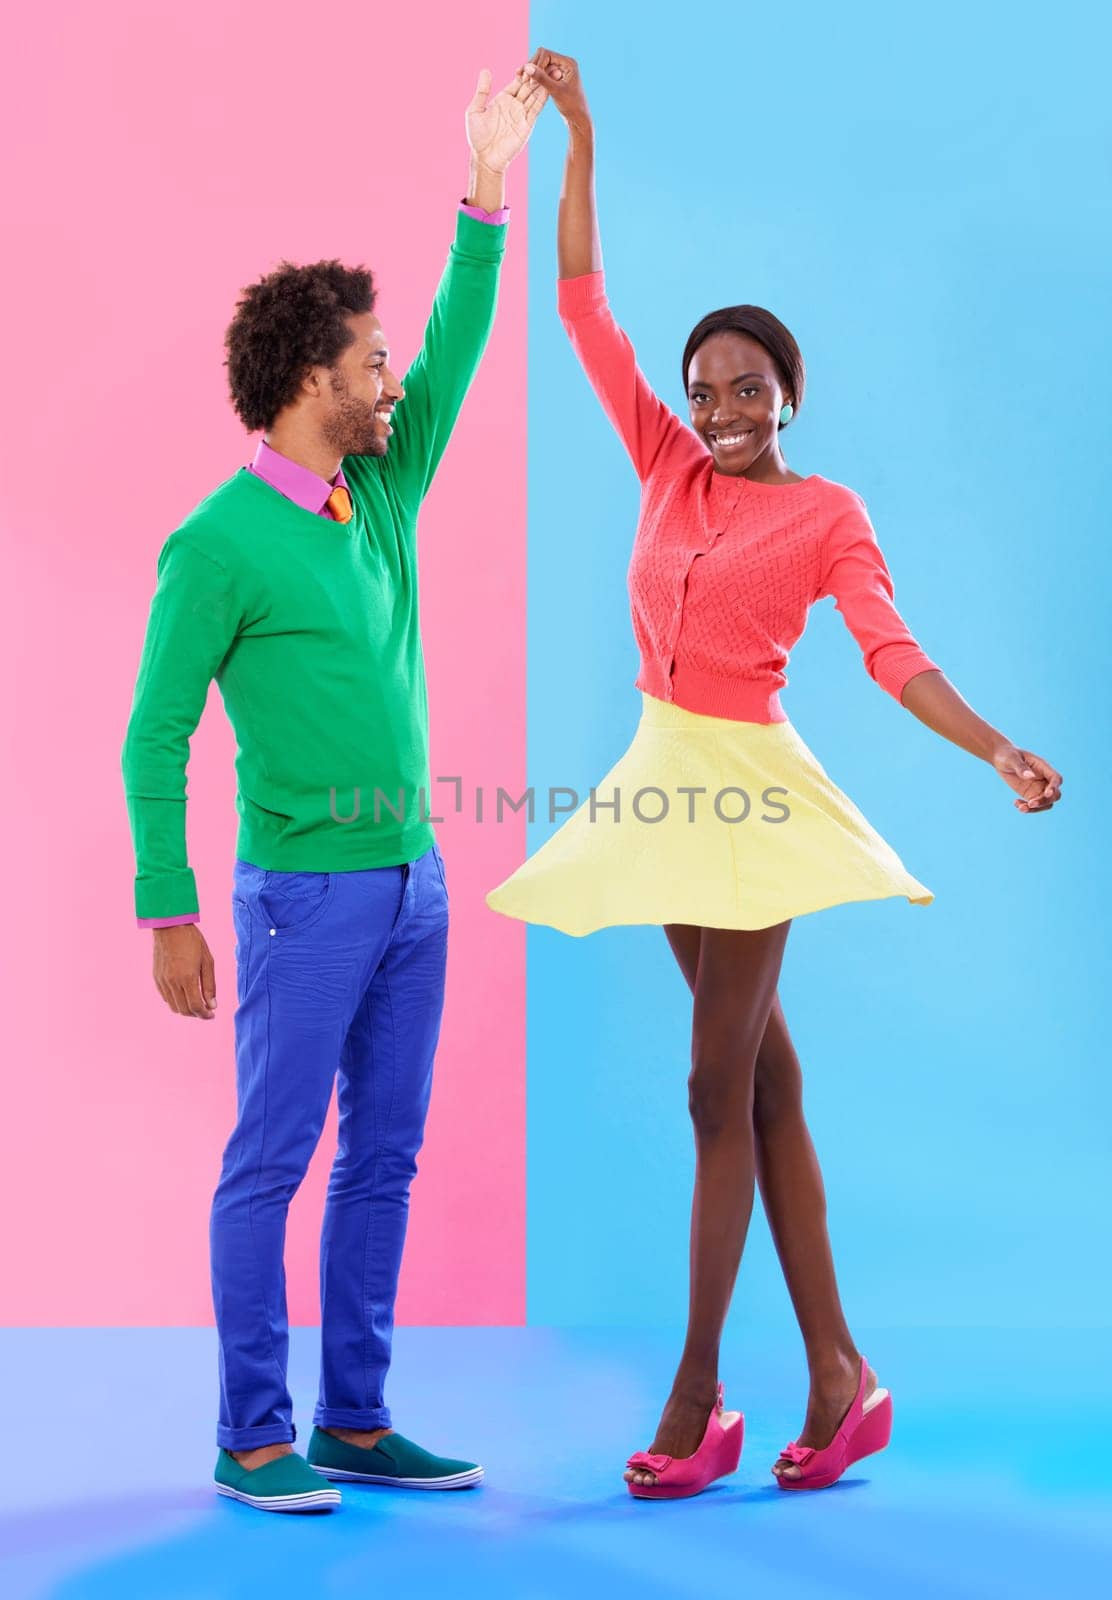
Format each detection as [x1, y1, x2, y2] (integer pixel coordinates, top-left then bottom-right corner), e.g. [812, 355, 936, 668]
[121, 63, 546, 1514]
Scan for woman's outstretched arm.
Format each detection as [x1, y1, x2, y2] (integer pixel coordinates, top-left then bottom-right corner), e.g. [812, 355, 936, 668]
[524, 49, 601, 278]
[900, 670, 1063, 814]
[820, 500, 1063, 815]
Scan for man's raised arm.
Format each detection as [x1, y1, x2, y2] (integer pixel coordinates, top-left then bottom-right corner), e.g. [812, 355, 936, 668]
[374, 64, 547, 508]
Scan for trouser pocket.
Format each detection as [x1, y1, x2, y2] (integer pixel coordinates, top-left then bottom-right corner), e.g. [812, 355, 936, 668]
[258, 871, 333, 932]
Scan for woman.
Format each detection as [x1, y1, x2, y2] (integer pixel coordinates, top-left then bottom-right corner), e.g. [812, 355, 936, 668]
[486, 49, 1063, 1500]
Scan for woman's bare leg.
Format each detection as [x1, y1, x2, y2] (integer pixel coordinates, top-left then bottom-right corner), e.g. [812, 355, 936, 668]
[751, 994, 877, 1476]
[656, 924, 876, 1483]
[625, 920, 789, 1489]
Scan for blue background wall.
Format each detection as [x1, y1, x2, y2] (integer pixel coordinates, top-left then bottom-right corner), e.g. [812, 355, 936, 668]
[525, 0, 1110, 1329]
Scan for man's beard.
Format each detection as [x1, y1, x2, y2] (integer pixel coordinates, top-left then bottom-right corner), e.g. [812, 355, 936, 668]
[323, 368, 386, 457]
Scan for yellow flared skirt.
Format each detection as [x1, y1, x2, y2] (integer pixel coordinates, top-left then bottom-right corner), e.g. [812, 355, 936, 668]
[485, 693, 933, 936]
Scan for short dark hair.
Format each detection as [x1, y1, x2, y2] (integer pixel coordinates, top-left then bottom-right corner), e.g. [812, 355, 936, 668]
[682, 306, 806, 428]
[224, 260, 377, 433]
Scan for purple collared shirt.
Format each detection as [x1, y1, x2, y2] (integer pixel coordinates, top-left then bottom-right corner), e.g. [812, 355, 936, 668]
[139, 198, 508, 929]
[248, 439, 350, 513]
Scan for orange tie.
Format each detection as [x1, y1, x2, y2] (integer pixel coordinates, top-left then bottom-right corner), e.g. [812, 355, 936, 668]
[326, 486, 353, 523]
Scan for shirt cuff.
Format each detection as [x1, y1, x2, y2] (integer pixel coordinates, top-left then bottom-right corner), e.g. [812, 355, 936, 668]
[459, 198, 511, 225]
[138, 912, 201, 929]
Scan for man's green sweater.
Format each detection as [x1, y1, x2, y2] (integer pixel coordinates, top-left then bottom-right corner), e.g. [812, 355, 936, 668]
[121, 209, 507, 922]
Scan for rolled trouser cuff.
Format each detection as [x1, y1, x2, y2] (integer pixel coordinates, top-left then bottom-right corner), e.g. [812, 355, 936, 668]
[313, 1404, 392, 1430]
[216, 1420, 296, 1451]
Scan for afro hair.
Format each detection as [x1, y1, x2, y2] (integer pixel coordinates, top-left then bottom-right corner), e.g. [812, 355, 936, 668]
[224, 259, 377, 433]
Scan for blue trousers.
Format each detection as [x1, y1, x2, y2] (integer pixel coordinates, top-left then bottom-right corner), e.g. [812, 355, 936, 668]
[210, 843, 448, 1450]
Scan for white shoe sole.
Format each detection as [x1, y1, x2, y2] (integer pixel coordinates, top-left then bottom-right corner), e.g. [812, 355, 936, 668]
[216, 1482, 341, 1511]
[310, 1463, 484, 1489]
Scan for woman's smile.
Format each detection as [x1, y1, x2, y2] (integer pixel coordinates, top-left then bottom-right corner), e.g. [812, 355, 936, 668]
[709, 427, 755, 451]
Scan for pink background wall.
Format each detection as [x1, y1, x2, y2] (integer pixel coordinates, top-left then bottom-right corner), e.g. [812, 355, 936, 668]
[0, 2, 527, 1323]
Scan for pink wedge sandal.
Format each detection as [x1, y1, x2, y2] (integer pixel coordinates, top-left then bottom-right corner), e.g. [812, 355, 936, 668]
[626, 1382, 744, 1500]
[774, 1354, 892, 1490]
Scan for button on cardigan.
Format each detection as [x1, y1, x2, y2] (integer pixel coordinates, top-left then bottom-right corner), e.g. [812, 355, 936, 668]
[557, 270, 941, 724]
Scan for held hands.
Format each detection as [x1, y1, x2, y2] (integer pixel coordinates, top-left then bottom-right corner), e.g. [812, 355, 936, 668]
[992, 744, 1063, 814]
[466, 64, 549, 174]
[523, 48, 590, 129]
[152, 923, 218, 1019]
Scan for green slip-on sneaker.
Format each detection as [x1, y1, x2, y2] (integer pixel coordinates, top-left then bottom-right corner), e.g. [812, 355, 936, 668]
[214, 1448, 342, 1512]
[306, 1426, 484, 1489]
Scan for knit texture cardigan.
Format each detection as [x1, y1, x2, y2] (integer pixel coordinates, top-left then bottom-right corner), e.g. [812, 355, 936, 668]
[557, 270, 941, 723]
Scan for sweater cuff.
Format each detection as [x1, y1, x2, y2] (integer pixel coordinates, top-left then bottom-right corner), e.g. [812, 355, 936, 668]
[879, 650, 943, 704]
[134, 867, 199, 923]
[557, 270, 607, 317]
[453, 205, 509, 258]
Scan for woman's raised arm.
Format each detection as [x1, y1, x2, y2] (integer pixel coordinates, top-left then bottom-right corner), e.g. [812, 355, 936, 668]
[524, 49, 601, 278]
[525, 48, 694, 481]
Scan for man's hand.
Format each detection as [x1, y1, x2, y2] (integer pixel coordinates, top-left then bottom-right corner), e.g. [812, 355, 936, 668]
[152, 924, 218, 1019]
[466, 64, 548, 175]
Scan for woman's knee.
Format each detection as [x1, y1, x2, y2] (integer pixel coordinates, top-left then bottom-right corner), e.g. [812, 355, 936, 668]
[687, 1042, 754, 1137]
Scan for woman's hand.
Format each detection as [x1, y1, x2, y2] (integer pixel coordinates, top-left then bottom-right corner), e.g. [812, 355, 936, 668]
[466, 64, 548, 175]
[992, 743, 1064, 813]
[900, 674, 1063, 816]
[523, 48, 591, 130]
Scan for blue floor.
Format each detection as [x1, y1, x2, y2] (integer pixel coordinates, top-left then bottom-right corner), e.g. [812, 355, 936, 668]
[1, 1326, 1107, 1598]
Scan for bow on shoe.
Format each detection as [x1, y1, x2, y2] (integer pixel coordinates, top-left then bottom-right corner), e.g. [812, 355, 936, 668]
[779, 1441, 815, 1466]
[626, 1451, 672, 1473]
